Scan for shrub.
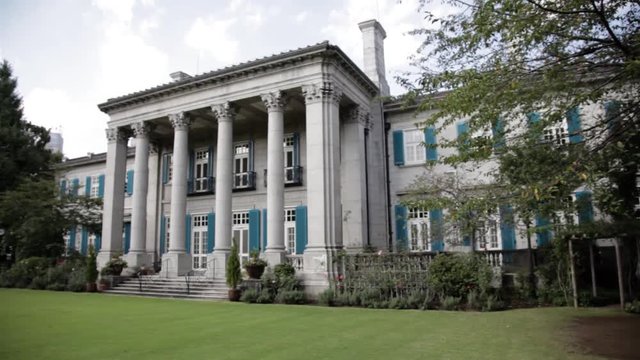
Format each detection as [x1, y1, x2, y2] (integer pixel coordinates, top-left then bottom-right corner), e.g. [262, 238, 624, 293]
[389, 296, 409, 309]
[85, 246, 98, 284]
[0, 257, 51, 288]
[46, 283, 66, 291]
[624, 300, 640, 314]
[441, 296, 461, 311]
[318, 288, 336, 306]
[47, 265, 69, 285]
[467, 289, 482, 311]
[256, 289, 275, 304]
[226, 240, 241, 289]
[274, 263, 295, 279]
[29, 275, 48, 290]
[483, 294, 506, 312]
[67, 267, 86, 292]
[427, 253, 493, 302]
[275, 290, 306, 304]
[240, 288, 260, 303]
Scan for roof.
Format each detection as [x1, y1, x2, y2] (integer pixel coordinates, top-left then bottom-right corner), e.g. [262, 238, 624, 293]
[56, 148, 135, 169]
[98, 41, 379, 113]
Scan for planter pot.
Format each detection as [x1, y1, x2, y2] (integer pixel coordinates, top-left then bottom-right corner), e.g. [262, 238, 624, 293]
[228, 288, 242, 302]
[86, 282, 97, 292]
[244, 264, 266, 279]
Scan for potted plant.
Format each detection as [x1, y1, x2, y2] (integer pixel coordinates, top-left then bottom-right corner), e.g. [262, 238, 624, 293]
[102, 257, 128, 276]
[226, 239, 242, 301]
[85, 245, 98, 292]
[243, 250, 268, 279]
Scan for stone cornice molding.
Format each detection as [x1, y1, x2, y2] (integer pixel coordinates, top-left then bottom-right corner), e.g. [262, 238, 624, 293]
[169, 112, 191, 130]
[105, 127, 128, 143]
[211, 102, 236, 123]
[260, 91, 288, 112]
[131, 122, 152, 137]
[301, 82, 343, 105]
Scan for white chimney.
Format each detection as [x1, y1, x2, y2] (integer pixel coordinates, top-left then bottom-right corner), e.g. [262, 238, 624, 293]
[358, 19, 390, 96]
[170, 71, 192, 82]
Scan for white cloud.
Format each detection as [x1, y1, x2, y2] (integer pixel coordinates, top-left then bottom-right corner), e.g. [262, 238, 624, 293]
[24, 88, 108, 158]
[184, 17, 239, 65]
[294, 11, 308, 23]
[92, 0, 136, 24]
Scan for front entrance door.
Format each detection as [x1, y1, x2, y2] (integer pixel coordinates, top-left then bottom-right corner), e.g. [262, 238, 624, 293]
[232, 212, 249, 265]
[192, 215, 208, 270]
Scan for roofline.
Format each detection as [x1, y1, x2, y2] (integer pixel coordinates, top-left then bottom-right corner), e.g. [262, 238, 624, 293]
[55, 148, 135, 169]
[382, 91, 450, 114]
[98, 42, 379, 113]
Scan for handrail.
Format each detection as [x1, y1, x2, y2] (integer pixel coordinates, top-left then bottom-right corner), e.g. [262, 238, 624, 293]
[184, 270, 196, 295]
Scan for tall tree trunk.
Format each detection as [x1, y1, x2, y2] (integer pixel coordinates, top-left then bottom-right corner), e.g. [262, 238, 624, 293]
[568, 237, 578, 308]
[614, 238, 625, 309]
[525, 220, 536, 298]
[589, 239, 597, 297]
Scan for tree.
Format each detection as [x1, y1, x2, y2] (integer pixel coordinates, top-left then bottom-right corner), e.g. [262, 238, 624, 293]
[401, 1, 639, 296]
[0, 60, 54, 193]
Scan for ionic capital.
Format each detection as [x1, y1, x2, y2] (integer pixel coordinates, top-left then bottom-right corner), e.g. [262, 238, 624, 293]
[105, 127, 128, 143]
[261, 91, 288, 112]
[211, 102, 236, 123]
[169, 112, 191, 130]
[301, 82, 343, 105]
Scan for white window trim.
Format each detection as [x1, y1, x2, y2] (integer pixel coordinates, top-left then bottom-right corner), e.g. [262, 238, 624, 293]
[407, 208, 430, 252]
[193, 148, 210, 193]
[475, 217, 501, 251]
[403, 129, 426, 166]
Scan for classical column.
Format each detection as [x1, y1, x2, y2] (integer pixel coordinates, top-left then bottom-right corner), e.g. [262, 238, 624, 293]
[261, 91, 287, 265]
[145, 142, 160, 262]
[208, 102, 235, 279]
[341, 106, 370, 252]
[163, 112, 192, 277]
[301, 82, 343, 292]
[97, 127, 128, 270]
[126, 122, 152, 268]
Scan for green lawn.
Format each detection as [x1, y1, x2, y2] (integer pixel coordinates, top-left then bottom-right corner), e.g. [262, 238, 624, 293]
[0, 289, 610, 360]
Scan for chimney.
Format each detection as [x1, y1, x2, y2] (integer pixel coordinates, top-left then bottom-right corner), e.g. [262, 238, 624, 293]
[170, 71, 192, 82]
[358, 19, 390, 96]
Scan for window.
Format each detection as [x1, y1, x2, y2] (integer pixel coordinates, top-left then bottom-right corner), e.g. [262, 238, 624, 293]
[194, 149, 210, 192]
[90, 175, 100, 198]
[88, 232, 97, 249]
[233, 143, 252, 189]
[232, 212, 250, 263]
[74, 227, 82, 251]
[404, 129, 426, 164]
[476, 219, 499, 250]
[543, 123, 568, 146]
[283, 135, 298, 184]
[284, 208, 296, 254]
[191, 215, 208, 269]
[408, 208, 430, 251]
[167, 154, 173, 183]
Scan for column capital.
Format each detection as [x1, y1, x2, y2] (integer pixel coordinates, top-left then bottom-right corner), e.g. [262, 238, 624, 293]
[105, 127, 128, 143]
[132, 122, 152, 137]
[211, 102, 236, 123]
[261, 91, 288, 112]
[149, 142, 160, 155]
[169, 112, 191, 130]
[347, 105, 371, 128]
[301, 82, 343, 105]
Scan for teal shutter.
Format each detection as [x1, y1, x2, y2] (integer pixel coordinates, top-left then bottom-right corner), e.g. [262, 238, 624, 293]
[456, 122, 469, 146]
[59, 179, 67, 196]
[123, 222, 131, 254]
[81, 227, 88, 255]
[262, 209, 267, 251]
[576, 191, 594, 224]
[566, 107, 582, 143]
[425, 127, 438, 161]
[248, 209, 260, 253]
[185, 214, 191, 254]
[535, 215, 551, 246]
[293, 132, 300, 166]
[126, 170, 134, 196]
[462, 234, 471, 246]
[162, 154, 169, 184]
[430, 209, 444, 251]
[95, 234, 102, 251]
[207, 213, 215, 253]
[85, 176, 92, 197]
[159, 216, 166, 254]
[527, 112, 540, 125]
[392, 130, 404, 166]
[499, 205, 516, 250]
[71, 178, 79, 196]
[394, 205, 407, 251]
[68, 227, 76, 251]
[605, 101, 620, 129]
[295, 205, 307, 254]
[98, 175, 105, 198]
[492, 118, 505, 150]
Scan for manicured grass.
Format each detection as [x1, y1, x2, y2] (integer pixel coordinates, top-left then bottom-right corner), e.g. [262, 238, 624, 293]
[0, 289, 609, 360]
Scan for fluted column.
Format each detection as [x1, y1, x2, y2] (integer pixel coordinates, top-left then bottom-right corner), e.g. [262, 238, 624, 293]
[262, 91, 287, 265]
[126, 122, 152, 268]
[208, 102, 235, 279]
[97, 127, 128, 271]
[163, 113, 192, 277]
[301, 82, 343, 291]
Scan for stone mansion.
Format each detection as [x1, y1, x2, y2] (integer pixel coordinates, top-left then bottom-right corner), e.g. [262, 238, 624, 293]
[59, 19, 603, 293]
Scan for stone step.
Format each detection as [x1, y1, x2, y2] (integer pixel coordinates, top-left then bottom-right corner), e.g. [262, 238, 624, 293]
[114, 284, 226, 293]
[105, 275, 230, 300]
[103, 289, 227, 300]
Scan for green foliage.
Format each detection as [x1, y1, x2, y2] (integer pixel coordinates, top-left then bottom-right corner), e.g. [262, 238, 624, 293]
[226, 240, 241, 289]
[85, 246, 98, 283]
[273, 263, 295, 279]
[624, 300, 640, 314]
[257, 264, 302, 304]
[318, 288, 336, 306]
[440, 296, 461, 311]
[67, 267, 86, 292]
[100, 257, 127, 276]
[427, 253, 493, 300]
[275, 290, 306, 305]
[255, 289, 275, 304]
[0, 257, 51, 288]
[483, 295, 506, 312]
[240, 288, 259, 303]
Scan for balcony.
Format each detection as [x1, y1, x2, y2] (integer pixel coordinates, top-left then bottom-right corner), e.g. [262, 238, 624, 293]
[263, 166, 303, 187]
[233, 171, 256, 191]
[187, 176, 215, 196]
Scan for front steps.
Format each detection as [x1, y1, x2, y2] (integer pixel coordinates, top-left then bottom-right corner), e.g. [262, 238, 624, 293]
[103, 275, 228, 300]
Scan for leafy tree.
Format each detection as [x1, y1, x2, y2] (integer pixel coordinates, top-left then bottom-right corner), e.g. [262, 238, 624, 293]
[0, 60, 53, 193]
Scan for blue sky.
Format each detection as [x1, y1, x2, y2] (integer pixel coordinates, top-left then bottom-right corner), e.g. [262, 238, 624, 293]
[0, 0, 448, 158]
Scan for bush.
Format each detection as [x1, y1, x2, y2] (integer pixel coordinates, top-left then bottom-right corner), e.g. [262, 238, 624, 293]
[275, 290, 306, 304]
[441, 296, 462, 311]
[427, 253, 493, 302]
[389, 296, 409, 309]
[318, 288, 336, 306]
[467, 289, 482, 310]
[0, 257, 51, 288]
[483, 294, 506, 312]
[46, 283, 66, 291]
[240, 288, 260, 303]
[85, 246, 98, 284]
[256, 289, 275, 304]
[624, 300, 640, 314]
[29, 275, 48, 290]
[66, 267, 86, 292]
[274, 263, 295, 279]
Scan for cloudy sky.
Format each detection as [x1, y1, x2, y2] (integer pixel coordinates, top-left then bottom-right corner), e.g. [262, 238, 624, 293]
[1, 0, 442, 158]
